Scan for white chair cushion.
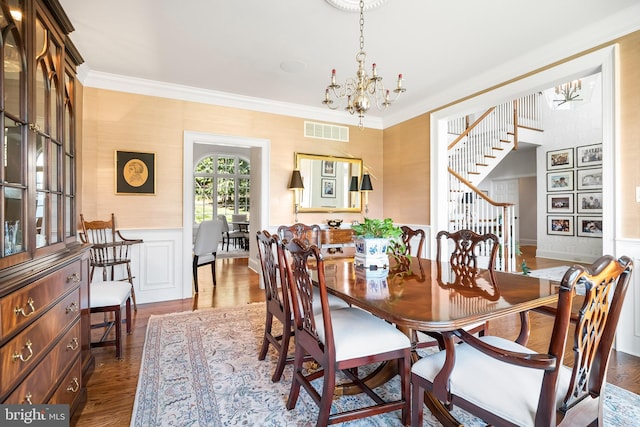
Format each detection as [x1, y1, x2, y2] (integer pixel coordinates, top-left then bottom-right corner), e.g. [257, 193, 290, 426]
[411, 335, 571, 427]
[312, 287, 349, 315]
[314, 307, 410, 362]
[90, 281, 131, 308]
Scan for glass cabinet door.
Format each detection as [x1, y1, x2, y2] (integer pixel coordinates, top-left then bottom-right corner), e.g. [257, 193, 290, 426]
[1, 2, 26, 257]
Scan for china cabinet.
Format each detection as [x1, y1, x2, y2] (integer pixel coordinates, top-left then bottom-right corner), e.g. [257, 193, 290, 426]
[0, 0, 89, 415]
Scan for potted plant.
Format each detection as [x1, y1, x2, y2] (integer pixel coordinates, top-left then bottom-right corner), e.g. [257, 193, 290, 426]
[351, 218, 402, 274]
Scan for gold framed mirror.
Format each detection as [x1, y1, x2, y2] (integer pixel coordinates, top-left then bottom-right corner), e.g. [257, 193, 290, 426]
[294, 153, 362, 213]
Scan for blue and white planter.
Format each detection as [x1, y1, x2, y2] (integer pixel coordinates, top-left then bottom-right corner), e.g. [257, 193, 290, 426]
[354, 237, 389, 276]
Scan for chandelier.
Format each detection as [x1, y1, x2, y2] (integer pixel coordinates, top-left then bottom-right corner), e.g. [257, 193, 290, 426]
[322, 0, 405, 128]
[553, 80, 582, 107]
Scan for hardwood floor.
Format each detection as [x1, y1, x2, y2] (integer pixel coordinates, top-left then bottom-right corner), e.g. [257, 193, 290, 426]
[72, 251, 640, 426]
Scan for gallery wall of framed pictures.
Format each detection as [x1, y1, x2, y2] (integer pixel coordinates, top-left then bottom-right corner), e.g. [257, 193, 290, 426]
[545, 143, 602, 238]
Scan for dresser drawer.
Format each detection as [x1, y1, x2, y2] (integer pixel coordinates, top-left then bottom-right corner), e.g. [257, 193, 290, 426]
[48, 356, 82, 406]
[0, 290, 80, 397]
[0, 260, 82, 340]
[3, 318, 81, 405]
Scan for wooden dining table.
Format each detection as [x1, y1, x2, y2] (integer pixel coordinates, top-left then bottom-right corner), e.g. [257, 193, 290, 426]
[317, 255, 561, 426]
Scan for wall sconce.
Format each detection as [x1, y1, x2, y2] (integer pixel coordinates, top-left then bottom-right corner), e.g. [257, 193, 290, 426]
[360, 172, 373, 215]
[349, 176, 359, 208]
[288, 170, 304, 222]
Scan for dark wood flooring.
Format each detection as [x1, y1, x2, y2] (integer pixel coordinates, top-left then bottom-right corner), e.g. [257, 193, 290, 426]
[72, 248, 640, 426]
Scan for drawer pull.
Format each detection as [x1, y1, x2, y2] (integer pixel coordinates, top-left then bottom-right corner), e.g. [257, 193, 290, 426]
[67, 337, 79, 351]
[14, 297, 36, 318]
[66, 377, 80, 393]
[24, 392, 33, 404]
[66, 301, 79, 314]
[12, 339, 33, 362]
[67, 273, 80, 283]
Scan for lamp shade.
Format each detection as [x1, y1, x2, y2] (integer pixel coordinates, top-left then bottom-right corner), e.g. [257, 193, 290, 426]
[288, 170, 304, 189]
[360, 173, 373, 191]
[349, 176, 359, 192]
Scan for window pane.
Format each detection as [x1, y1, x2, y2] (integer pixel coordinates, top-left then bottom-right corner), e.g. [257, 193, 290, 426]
[238, 177, 250, 215]
[35, 61, 46, 131]
[50, 193, 59, 243]
[217, 156, 234, 174]
[4, 187, 24, 255]
[36, 191, 46, 247]
[4, 117, 22, 183]
[35, 135, 44, 189]
[238, 158, 250, 175]
[217, 178, 235, 217]
[194, 177, 213, 223]
[50, 140, 59, 192]
[65, 196, 72, 237]
[4, 30, 23, 117]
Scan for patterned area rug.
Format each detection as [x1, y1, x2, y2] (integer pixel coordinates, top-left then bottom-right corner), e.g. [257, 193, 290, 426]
[130, 304, 640, 426]
[216, 242, 248, 259]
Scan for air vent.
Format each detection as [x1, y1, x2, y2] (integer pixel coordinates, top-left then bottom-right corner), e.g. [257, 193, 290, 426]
[304, 121, 349, 142]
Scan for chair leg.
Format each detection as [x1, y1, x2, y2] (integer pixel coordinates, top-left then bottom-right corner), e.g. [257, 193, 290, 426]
[411, 379, 425, 427]
[125, 297, 132, 334]
[115, 305, 123, 359]
[192, 256, 199, 293]
[317, 365, 335, 426]
[286, 348, 304, 410]
[272, 320, 292, 383]
[212, 254, 217, 287]
[125, 262, 138, 312]
[258, 311, 274, 361]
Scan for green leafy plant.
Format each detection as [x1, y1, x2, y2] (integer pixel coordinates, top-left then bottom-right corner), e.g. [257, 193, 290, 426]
[351, 218, 402, 239]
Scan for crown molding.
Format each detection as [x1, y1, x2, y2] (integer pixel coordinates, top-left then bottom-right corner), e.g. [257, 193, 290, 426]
[78, 69, 384, 130]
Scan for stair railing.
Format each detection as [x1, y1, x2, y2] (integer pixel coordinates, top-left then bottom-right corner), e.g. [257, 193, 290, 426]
[448, 168, 516, 272]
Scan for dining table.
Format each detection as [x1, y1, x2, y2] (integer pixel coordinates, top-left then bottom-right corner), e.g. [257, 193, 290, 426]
[316, 254, 561, 426]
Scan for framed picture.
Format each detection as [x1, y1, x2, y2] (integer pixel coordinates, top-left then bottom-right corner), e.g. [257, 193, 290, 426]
[321, 178, 336, 198]
[577, 192, 602, 214]
[547, 171, 574, 192]
[322, 160, 336, 177]
[115, 150, 156, 195]
[546, 148, 574, 170]
[547, 193, 573, 213]
[547, 216, 574, 236]
[576, 143, 603, 167]
[577, 216, 603, 238]
[577, 168, 602, 190]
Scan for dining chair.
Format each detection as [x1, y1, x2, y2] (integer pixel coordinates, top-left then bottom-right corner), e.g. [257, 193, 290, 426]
[400, 225, 425, 258]
[282, 238, 411, 426]
[80, 213, 143, 311]
[277, 223, 322, 248]
[256, 230, 349, 382]
[410, 255, 633, 427]
[217, 214, 244, 251]
[192, 219, 223, 292]
[89, 281, 132, 359]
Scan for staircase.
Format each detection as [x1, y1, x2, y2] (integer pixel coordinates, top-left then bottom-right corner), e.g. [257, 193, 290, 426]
[446, 93, 543, 272]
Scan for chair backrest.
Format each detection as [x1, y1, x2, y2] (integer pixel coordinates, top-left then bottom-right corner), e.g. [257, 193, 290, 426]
[282, 238, 334, 358]
[194, 220, 223, 256]
[541, 255, 632, 424]
[217, 215, 230, 233]
[400, 225, 425, 258]
[256, 230, 289, 313]
[232, 213, 247, 223]
[436, 229, 499, 271]
[277, 223, 321, 247]
[80, 213, 117, 244]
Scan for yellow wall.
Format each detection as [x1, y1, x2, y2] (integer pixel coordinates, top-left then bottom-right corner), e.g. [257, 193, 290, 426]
[80, 29, 640, 238]
[79, 88, 383, 229]
[381, 29, 640, 239]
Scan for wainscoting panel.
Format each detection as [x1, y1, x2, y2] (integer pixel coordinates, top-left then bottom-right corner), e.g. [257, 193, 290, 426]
[616, 239, 640, 357]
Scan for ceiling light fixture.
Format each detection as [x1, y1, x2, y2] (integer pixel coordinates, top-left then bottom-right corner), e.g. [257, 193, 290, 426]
[322, 0, 405, 129]
[553, 80, 582, 107]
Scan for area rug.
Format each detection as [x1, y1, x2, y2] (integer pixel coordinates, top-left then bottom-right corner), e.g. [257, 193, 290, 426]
[130, 304, 640, 426]
[216, 242, 249, 259]
[526, 265, 570, 282]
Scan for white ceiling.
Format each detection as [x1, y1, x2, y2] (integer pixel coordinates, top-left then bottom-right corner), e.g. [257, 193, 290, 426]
[58, 0, 640, 128]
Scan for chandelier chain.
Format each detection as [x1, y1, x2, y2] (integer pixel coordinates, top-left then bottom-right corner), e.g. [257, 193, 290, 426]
[359, 0, 365, 52]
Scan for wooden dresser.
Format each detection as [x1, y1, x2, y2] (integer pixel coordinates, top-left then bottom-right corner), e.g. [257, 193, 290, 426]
[320, 228, 354, 254]
[0, 245, 91, 412]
